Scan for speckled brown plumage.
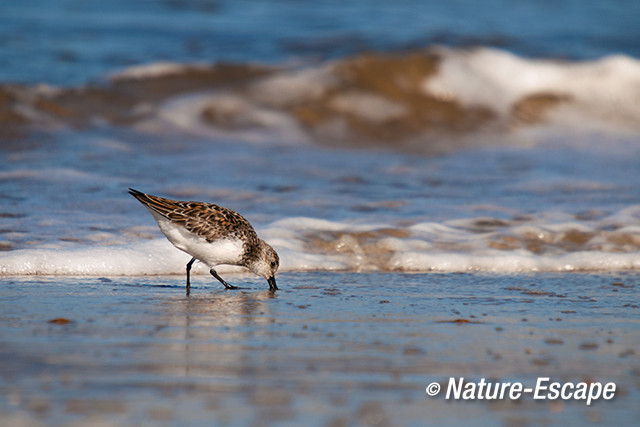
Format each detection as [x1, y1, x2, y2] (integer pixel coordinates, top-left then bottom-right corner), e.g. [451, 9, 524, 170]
[129, 188, 259, 261]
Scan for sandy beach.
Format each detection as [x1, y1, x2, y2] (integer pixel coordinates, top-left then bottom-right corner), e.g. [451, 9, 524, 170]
[1, 272, 638, 426]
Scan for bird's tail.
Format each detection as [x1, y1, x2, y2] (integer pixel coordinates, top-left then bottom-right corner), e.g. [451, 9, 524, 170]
[128, 188, 179, 218]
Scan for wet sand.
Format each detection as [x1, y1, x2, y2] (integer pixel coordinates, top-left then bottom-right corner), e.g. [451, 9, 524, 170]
[0, 272, 638, 426]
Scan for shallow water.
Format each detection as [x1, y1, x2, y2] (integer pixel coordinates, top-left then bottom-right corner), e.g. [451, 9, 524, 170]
[1, 272, 638, 425]
[3, 129, 640, 275]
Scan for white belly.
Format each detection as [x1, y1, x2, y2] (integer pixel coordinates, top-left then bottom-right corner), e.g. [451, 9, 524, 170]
[151, 211, 244, 267]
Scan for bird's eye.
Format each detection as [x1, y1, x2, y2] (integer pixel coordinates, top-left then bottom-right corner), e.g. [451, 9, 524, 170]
[270, 261, 276, 268]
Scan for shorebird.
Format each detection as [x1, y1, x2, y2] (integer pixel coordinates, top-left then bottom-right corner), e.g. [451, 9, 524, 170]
[128, 188, 279, 295]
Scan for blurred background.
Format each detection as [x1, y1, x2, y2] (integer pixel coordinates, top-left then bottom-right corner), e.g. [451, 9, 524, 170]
[2, 0, 639, 85]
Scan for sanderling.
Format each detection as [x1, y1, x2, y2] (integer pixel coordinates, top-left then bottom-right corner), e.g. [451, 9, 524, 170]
[128, 188, 279, 295]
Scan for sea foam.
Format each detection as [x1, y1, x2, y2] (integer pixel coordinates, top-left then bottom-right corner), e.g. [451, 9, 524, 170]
[424, 47, 640, 131]
[4, 214, 640, 276]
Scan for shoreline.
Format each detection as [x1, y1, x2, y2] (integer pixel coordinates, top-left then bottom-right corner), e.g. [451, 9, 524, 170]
[1, 272, 638, 425]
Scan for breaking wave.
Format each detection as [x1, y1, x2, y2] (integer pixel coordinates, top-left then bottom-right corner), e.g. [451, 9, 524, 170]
[3, 47, 640, 153]
[4, 207, 640, 276]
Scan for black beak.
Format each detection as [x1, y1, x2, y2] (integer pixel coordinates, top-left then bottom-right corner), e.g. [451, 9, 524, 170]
[267, 276, 278, 291]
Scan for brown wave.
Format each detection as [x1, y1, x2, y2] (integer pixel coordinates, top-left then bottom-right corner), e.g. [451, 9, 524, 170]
[285, 52, 495, 148]
[0, 63, 274, 138]
[0, 49, 611, 152]
[198, 51, 505, 153]
[299, 221, 640, 271]
[304, 228, 411, 272]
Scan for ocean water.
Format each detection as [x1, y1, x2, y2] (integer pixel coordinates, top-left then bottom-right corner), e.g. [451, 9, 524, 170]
[2, 0, 640, 86]
[3, 126, 640, 276]
[4, 56, 640, 276]
[1, 2, 640, 273]
[1, 1, 640, 424]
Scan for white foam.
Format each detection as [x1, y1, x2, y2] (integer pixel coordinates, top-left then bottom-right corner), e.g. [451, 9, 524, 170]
[142, 92, 309, 144]
[110, 61, 210, 80]
[424, 47, 640, 131]
[4, 213, 640, 276]
[389, 250, 640, 273]
[329, 92, 407, 122]
[249, 65, 337, 107]
[0, 240, 251, 276]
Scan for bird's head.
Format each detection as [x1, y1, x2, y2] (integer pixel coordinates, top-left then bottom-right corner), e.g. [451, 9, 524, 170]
[248, 240, 279, 290]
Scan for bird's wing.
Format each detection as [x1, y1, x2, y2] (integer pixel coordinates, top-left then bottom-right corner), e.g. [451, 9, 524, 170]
[129, 188, 257, 243]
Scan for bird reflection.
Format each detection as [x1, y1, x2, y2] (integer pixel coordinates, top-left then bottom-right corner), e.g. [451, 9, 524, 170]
[156, 289, 278, 377]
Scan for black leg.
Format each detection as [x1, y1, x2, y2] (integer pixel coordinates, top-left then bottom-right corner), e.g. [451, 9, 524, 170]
[210, 268, 237, 290]
[186, 257, 196, 296]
